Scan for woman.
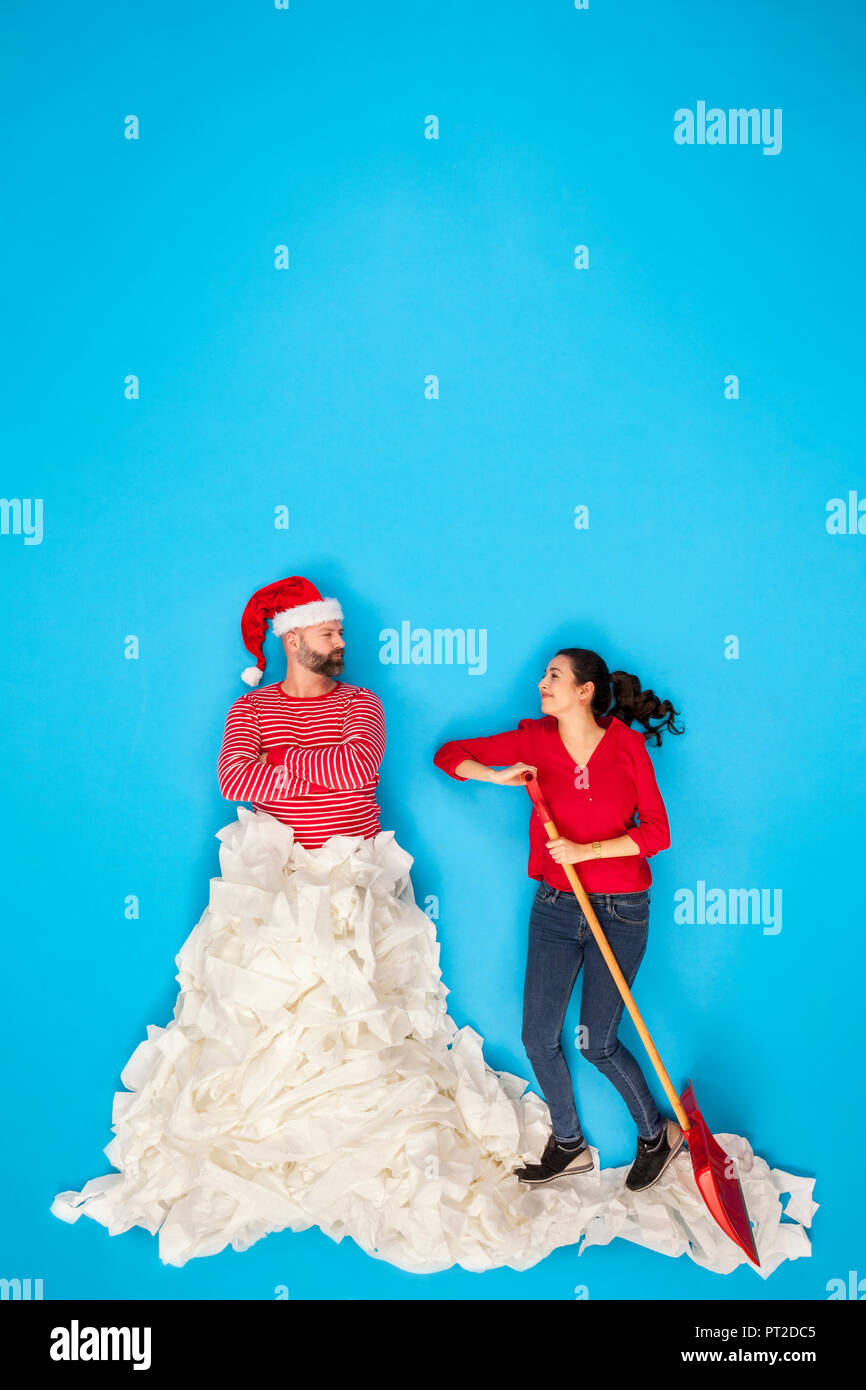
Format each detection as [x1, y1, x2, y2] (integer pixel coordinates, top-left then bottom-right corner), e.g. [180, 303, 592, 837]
[434, 647, 685, 1193]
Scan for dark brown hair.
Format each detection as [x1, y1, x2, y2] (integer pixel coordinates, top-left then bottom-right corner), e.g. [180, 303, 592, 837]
[555, 648, 685, 746]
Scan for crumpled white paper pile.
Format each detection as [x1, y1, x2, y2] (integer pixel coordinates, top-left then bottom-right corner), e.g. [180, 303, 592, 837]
[51, 808, 818, 1276]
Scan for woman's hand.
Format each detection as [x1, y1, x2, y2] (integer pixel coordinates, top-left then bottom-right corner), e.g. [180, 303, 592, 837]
[257, 750, 269, 764]
[487, 762, 538, 787]
[546, 836, 591, 865]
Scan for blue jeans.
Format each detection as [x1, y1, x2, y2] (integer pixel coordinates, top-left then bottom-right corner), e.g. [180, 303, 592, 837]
[521, 882, 664, 1144]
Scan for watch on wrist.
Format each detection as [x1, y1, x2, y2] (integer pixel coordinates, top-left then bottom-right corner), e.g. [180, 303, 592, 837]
[592, 841, 602, 859]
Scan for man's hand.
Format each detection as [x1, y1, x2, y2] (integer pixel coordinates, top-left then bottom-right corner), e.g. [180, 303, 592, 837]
[257, 751, 269, 764]
[546, 836, 591, 865]
[487, 762, 538, 786]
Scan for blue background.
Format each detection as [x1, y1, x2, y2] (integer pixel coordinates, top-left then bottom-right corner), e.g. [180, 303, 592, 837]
[2, 0, 864, 1300]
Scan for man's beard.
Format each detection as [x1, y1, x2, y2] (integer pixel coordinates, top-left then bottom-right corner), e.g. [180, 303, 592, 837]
[297, 635, 344, 677]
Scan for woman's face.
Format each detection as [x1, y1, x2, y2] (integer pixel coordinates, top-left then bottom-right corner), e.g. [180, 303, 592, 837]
[538, 657, 592, 718]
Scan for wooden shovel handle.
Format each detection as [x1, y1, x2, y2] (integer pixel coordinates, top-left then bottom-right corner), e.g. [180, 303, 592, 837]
[541, 816, 691, 1132]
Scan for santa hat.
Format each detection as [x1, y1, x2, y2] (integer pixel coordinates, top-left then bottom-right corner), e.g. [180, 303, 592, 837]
[239, 577, 343, 686]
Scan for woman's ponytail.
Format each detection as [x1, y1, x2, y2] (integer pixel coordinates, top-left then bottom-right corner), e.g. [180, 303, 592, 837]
[555, 649, 685, 746]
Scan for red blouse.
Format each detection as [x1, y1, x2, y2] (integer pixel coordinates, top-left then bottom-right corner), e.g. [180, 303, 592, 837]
[433, 713, 671, 892]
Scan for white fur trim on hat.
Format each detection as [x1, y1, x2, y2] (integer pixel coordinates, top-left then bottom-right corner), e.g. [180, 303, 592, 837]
[241, 665, 264, 686]
[271, 597, 343, 636]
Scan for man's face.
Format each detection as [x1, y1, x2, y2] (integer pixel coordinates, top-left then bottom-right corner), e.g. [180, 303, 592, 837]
[295, 620, 345, 676]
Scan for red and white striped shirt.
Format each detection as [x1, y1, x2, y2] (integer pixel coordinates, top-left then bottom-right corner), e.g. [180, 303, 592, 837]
[217, 681, 386, 848]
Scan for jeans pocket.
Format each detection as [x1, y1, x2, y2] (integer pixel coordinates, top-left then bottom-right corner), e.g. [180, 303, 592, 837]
[610, 892, 649, 925]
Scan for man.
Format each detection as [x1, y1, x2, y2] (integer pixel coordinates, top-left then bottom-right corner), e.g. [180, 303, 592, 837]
[217, 575, 386, 849]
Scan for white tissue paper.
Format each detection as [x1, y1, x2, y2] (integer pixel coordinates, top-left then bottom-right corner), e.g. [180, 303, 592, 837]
[51, 808, 817, 1276]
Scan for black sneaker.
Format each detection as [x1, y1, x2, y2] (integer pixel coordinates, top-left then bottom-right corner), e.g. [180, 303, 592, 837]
[625, 1119, 684, 1192]
[514, 1132, 594, 1185]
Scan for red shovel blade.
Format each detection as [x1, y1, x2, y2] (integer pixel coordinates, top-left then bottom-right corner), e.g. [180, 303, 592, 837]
[680, 1080, 761, 1267]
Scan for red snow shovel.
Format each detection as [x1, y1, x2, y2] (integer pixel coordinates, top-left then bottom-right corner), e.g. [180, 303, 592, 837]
[523, 770, 761, 1268]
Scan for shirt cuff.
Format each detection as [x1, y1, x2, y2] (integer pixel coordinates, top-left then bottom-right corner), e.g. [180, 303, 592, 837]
[264, 745, 293, 765]
[625, 824, 646, 856]
[433, 745, 471, 780]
